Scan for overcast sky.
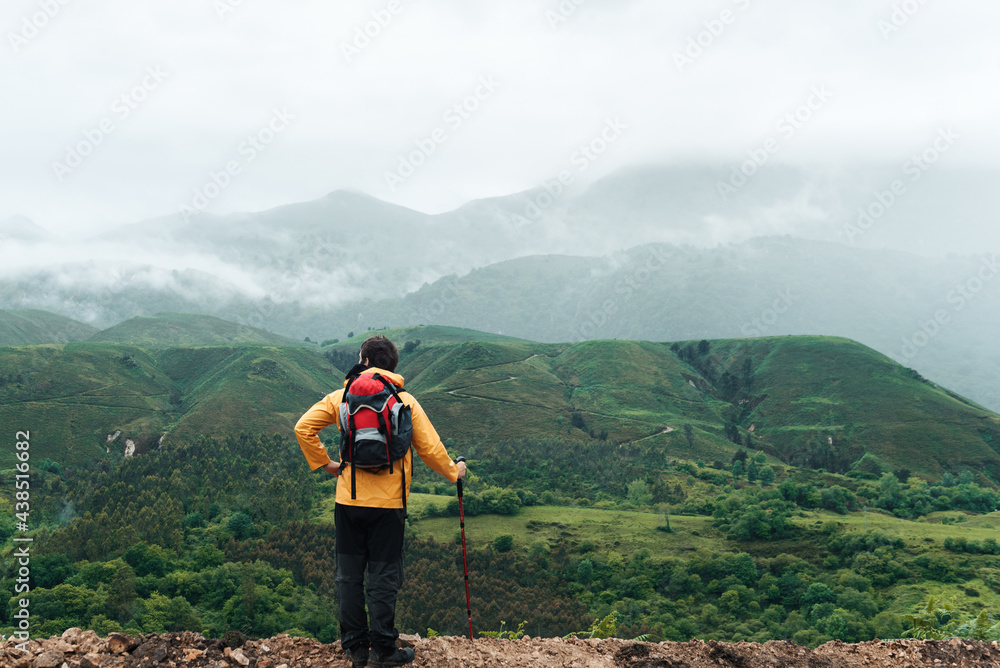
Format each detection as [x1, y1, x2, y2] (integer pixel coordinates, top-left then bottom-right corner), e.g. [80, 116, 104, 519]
[2, 0, 999, 237]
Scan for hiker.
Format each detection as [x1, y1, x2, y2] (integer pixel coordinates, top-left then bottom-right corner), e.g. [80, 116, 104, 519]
[294, 335, 467, 668]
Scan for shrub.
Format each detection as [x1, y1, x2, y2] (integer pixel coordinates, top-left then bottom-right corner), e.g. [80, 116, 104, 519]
[493, 535, 514, 552]
[227, 512, 256, 540]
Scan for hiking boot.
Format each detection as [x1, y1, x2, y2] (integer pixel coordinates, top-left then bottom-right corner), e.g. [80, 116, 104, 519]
[345, 645, 369, 667]
[369, 645, 415, 667]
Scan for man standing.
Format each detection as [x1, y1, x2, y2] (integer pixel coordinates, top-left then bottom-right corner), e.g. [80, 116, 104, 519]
[295, 335, 467, 667]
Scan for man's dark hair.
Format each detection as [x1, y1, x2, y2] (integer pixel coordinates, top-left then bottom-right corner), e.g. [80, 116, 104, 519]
[361, 335, 399, 372]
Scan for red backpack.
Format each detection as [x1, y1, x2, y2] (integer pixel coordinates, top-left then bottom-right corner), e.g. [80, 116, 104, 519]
[338, 373, 413, 505]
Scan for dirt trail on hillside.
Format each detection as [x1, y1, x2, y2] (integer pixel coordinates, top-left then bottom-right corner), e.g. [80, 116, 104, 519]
[4, 630, 1000, 667]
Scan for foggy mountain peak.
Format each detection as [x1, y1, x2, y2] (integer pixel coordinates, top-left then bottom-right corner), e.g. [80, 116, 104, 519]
[0, 215, 50, 243]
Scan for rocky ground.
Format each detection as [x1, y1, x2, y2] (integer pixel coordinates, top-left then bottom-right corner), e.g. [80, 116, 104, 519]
[3, 629, 1000, 667]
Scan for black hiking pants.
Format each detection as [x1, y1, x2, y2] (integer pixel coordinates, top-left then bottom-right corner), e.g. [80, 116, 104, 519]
[335, 503, 406, 652]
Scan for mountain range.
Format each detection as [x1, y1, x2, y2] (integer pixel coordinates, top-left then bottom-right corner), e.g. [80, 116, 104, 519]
[2, 164, 997, 412]
[308, 239, 1000, 413]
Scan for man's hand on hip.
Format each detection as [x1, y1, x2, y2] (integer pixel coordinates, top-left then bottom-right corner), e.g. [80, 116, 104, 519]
[323, 461, 341, 476]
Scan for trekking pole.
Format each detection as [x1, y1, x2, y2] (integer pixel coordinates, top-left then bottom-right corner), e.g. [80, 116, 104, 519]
[455, 456, 473, 641]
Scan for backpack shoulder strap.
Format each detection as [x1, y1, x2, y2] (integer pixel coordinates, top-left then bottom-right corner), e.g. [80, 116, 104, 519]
[341, 376, 358, 499]
[342, 375, 358, 401]
[372, 373, 405, 401]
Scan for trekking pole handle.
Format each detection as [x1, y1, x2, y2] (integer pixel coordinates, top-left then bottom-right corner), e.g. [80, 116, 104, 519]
[455, 456, 466, 498]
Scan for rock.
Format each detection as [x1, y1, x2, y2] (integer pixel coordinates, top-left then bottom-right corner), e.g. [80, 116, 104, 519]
[61, 629, 82, 642]
[183, 648, 205, 661]
[10, 631, 1000, 668]
[12, 641, 41, 657]
[79, 654, 102, 668]
[77, 631, 100, 654]
[106, 634, 137, 654]
[32, 651, 64, 668]
[397, 634, 420, 649]
[52, 639, 74, 653]
[132, 641, 155, 659]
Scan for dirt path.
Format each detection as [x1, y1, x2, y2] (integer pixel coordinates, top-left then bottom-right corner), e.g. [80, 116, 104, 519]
[447, 376, 518, 395]
[5, 630, 1000, 667]
[624, 426, 675, 445]
[458, 352, 547, 372]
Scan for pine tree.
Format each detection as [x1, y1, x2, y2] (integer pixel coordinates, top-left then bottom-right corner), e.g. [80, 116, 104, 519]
[107, 565, 137, 624]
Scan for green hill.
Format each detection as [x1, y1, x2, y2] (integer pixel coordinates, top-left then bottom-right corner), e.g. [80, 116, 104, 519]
[0, 342, 339, 468]
[695, 337, 1000, 481]
[0, 343, 181, 466]
[395, 338, 733, 460]
[392, 337, 1000, 483]
[0, 309, 97, 346]
[158, 345, 340, 442]
[88, 313, 307, 347]
[1, 328, 997, 482]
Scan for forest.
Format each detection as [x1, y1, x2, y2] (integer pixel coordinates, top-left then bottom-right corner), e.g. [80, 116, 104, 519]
[4, 430, 1000, 646]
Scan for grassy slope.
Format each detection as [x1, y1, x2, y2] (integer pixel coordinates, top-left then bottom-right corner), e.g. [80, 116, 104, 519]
[0, 343, 178, 466]
[0, 309, 97, 346]
[708, 337, 1000, 480]
[394, 339, 739, 460]
[0, 343, 339, 468]
[88, 313, 307, 347]
[2, 325, 997, 480]
[161, 345, 339, 442]
[394, 336, 1000, 480]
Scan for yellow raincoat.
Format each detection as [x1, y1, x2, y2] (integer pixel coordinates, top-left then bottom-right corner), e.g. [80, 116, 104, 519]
[294, 367, 460, 508]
